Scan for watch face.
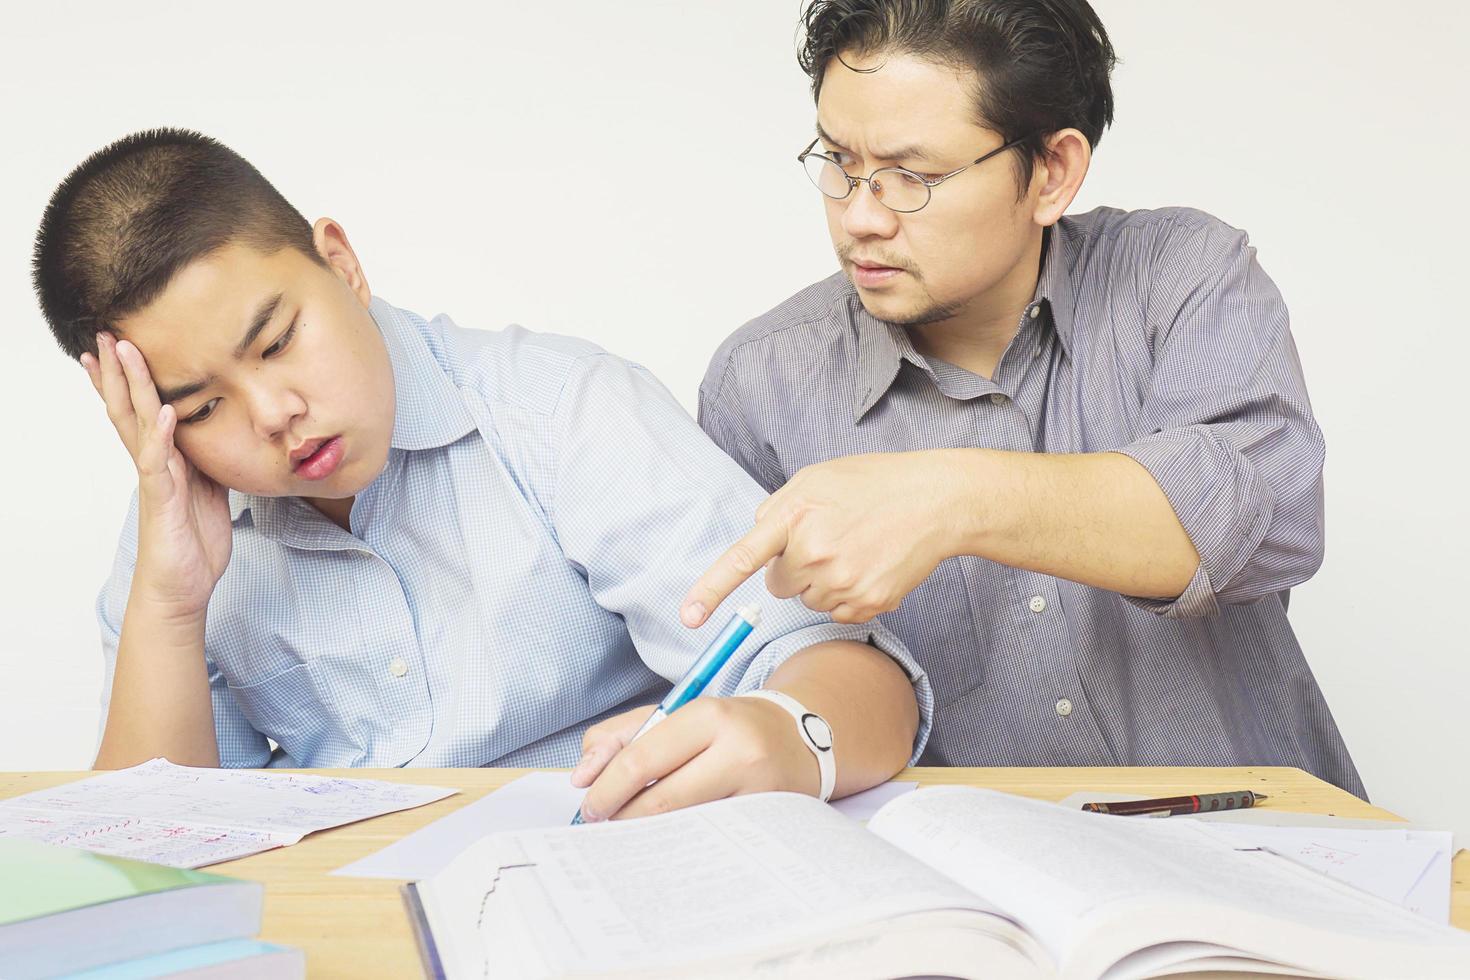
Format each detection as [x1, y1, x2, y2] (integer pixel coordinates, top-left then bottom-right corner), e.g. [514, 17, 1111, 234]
[801, 713, 834, 751]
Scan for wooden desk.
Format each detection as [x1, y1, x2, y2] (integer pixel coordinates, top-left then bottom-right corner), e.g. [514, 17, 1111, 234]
[3, 766, 1465, 977]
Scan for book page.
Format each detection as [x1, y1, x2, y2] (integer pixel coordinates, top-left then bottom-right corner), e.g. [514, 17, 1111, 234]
[867, 786, 1470, 973]
[335, 772, 918, 880]
[421, 791, 1032, 977]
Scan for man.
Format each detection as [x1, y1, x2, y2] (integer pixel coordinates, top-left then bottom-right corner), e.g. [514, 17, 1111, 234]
[686, 0, 1363, 795]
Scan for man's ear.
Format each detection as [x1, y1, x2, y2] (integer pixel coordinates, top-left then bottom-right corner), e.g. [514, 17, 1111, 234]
[1031, 129, 1091, 228]
[312, 218, 371, 308]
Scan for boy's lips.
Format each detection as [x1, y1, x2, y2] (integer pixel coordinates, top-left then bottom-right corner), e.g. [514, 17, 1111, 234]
[290, 435, 345, 481]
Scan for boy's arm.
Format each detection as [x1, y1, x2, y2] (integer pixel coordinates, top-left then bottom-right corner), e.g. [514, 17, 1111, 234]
[572, 637, 918, 821]
[96, 599, 218, 769]
[542, 352, 930, 821]
[82, 334, 233, 770]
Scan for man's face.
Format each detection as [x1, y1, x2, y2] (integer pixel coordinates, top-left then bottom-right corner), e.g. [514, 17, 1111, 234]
[113, 226, 395, 500]
[814, 51, 1042, 325]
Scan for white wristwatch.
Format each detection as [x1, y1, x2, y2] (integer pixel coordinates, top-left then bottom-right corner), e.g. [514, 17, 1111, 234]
[742, 689, 836, 802]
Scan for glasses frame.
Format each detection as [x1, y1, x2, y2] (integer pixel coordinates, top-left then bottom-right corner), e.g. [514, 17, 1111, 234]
[796, 134, 1033, 213]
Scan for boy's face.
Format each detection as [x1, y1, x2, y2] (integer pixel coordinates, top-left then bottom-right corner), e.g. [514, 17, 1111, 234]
[113, 220, 395, 501]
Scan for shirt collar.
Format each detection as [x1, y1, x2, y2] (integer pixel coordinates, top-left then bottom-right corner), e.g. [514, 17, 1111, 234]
[850, 217, 1080, 422]
[851, 295, 933, 423]
[1035, 219, 1078, 359]
[230, 296, 476, 524]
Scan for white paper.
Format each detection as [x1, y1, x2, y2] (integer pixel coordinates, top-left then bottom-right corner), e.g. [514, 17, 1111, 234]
[335, 773, 920, 880]
[830, 780, 918, 821]
[0, 758, 456, 867]
[336, 772, 583, 879]
[1056, 791, 1456, 922]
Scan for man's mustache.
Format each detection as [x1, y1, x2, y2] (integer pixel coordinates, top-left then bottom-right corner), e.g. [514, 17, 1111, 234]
[835, 241, 916, 277]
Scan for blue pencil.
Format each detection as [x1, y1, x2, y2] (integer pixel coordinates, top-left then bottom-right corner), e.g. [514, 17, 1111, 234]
[571, 604, 762, 825]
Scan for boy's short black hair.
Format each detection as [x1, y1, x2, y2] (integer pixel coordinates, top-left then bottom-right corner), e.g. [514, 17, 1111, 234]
[32, 128, 322, 359]
[798, 0, 1117, 195]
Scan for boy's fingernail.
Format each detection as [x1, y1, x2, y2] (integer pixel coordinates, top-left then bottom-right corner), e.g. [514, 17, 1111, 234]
[681, 602, 705, 626]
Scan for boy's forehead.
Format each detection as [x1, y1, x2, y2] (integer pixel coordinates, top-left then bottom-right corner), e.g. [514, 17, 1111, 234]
[117, 244, 294, 355]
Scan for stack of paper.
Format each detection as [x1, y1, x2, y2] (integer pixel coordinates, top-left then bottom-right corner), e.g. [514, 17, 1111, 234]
[1193, 823, 1454, 921]
[0, 758, 456, 868]
[1060, 790, 1456, 922]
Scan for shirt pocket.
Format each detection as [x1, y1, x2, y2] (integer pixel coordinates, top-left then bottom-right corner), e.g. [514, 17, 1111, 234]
[886, 557, 990, 708]
[226, 663, 365, 767]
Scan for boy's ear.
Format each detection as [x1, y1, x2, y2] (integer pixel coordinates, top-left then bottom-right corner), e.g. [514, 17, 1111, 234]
[312, 217, 371, 308]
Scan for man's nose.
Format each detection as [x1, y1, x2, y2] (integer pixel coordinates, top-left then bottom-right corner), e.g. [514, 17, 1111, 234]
[841, 178, 900, 240]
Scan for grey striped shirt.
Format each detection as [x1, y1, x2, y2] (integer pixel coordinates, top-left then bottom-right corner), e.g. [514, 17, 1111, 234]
[700, 206, 1364, 797]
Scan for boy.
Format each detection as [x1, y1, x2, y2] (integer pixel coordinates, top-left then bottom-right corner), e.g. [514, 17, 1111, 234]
[33, 129, 930, 822]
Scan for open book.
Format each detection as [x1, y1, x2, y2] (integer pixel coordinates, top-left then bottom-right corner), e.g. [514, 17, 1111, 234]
[402, 786, 1470, 979]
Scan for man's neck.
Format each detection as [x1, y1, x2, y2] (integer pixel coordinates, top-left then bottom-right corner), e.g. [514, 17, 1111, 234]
[909, 229, 1046, 380]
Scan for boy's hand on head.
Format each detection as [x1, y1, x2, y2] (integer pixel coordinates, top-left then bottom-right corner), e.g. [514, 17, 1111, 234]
[80, 334, 231, 617]
[569, 696, 819, 822]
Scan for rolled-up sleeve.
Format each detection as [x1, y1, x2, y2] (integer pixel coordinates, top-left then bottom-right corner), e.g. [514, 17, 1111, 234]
[97, 495, 272, 768]
[549, 352, 933, 762]
[1118, 220, 1325, 618]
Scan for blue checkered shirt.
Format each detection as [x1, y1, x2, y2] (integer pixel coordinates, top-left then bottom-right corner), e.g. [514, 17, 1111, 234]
[96, 299, 933, 769]
[701, 207, 1364, 797]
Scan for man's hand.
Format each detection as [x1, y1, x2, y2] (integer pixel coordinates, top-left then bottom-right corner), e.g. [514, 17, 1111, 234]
[682, 452, 958, 626]
[81, 333, 231, 615]
[569, 697, 819, 821]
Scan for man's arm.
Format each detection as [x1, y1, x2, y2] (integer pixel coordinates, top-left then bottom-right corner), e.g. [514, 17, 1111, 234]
[689, 447, 1198, 629]
[685, 221, 1319, 625]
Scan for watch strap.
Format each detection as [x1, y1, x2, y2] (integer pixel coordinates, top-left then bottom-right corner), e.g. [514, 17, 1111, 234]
[740, 689, 836, 802]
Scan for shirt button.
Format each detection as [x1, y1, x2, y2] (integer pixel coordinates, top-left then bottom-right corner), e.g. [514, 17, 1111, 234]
[1029, 305, 1041, 319]
[1028, 595, 1047, 613]
[389, 658, 408, 678]
[1056, 698, 1073, 717]
[989, 392, 1008, 406]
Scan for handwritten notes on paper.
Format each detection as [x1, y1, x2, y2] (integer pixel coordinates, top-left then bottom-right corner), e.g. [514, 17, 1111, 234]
[0, 758, 456, 868]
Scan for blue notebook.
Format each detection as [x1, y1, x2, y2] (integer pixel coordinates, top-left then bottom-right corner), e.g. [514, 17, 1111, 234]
[62, 939, 304, 978]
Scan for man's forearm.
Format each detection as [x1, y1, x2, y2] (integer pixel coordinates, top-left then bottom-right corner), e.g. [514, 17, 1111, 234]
[943, 447, 1199, 599]
[765, 639, 918, 798]
[94, 592, 219, 770]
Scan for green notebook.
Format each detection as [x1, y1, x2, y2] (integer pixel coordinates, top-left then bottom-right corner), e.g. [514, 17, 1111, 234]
[0, 839, 263, 980]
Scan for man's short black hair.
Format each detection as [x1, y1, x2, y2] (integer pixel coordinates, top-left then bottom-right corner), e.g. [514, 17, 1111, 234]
[32, 128, 322, 359]
[798, 0, 1117, 195]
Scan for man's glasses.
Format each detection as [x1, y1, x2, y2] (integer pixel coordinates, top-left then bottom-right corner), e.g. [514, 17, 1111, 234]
[797, 135, 1031, 214]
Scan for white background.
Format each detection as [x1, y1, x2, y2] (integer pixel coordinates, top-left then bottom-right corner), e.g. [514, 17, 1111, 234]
[1, 2, 1465, 836]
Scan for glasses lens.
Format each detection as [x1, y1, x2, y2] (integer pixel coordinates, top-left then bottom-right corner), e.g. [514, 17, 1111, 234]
[871, 169, 931, 213]
[803, 154, 852, 200]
